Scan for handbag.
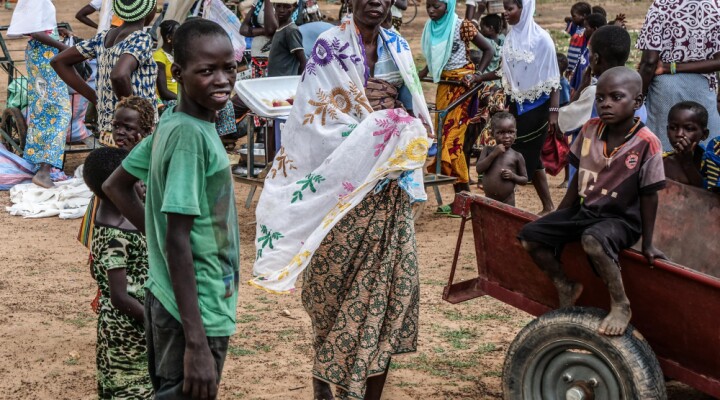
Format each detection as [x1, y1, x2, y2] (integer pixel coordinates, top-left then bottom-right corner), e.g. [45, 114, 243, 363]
[541, 133, 570, 176]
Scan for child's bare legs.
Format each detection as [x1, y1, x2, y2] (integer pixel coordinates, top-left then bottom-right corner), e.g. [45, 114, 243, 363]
[581, 235, 631, 336]
[32, 163, 55, 188]
[531, 169, 554, 215]
[521, 240, 583, 307]
[312, 378, 334, 400]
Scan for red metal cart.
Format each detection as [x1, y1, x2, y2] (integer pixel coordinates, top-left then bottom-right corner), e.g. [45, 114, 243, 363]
[443, 181, 720, 399]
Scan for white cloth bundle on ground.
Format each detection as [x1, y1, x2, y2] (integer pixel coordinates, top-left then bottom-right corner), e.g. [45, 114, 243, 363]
[6, 166, 91, 219]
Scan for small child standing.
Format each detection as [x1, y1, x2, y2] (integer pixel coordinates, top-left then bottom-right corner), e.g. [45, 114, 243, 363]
[476, 112, 528, 205]
[83, 147, 152, 399]
[557, 53, 571, 106]
[520, 67, 666, 336]
[663, 101, 710, 188]
[569, 12, 606, 93]
[564, 1, 591, 77]
[104, 20, 240, 399]
[267, 0, 306, 77]
[153, 20, 180, 105]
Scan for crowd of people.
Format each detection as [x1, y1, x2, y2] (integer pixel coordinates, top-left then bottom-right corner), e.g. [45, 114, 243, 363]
[3, 0, 720, 398]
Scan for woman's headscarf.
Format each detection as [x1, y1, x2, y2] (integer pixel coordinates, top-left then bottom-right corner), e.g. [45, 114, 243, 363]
[421, 0, 458, 83]
[501, 0, 560, 104]
[7, 0, 57, 38]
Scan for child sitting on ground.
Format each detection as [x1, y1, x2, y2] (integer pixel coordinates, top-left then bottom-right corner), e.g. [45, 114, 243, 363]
[663, 101, 710, 188]
[83, 147, 152, 399]
[104, 19, 241, 398]
[267, 0, 306, 76]
[564, 1, 591, 77]
[519, 67, 667, 336]
[476, 112, 528, 205]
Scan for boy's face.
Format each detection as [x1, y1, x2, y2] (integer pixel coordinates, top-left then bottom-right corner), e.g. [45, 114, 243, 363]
[557, 57, 568, 74]
[426, 0, 448, 22]
[667, 109, 709, 149]
[274, 3, 296, 22]
[480, 23, 495, 38]
[571, 10, 585, 25]
[503, 0, 522, 25]
[583, 21, 596, 39]
[112, 107, 144, 150]
[173, 35, 237, 114]
[492, 118, 517, 148]
[595, 74, 642, 126]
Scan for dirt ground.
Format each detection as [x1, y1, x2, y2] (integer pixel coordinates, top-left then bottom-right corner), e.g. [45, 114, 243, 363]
[0, 1, 714, 399]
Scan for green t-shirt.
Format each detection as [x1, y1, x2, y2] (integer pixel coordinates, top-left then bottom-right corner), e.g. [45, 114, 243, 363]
[123, 108, 240, 337]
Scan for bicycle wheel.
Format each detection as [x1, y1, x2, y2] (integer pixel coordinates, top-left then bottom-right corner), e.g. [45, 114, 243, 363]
[403, 0, 419, 24]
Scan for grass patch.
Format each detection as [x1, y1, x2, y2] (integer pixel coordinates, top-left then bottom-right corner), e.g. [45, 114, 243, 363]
[63, 357, 79, 366]
[484, 370, 503, 378]
[228, 346, 256, 357]
[442, 310, 511, 323]
[432, 346, 446, 354]
[476, 343, 497, 355]
[278, 329, 298, 339]
[442, 328, 478, 350]
[421, 279, 446, 286]
[65, 315, 94, 328]
[237, 314, 259, 324]
[256, 295, 277, 305]
[391, 353, 479, 378]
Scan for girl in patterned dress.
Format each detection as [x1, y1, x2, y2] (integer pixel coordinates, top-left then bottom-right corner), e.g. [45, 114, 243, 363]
[419, 0, 494, 210]
[84, 146, 152, 399]
[51, 0, 158, 148]
[8, 0, 71, 188]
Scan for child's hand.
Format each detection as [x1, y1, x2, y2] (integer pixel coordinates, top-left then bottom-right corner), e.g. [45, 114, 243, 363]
[183, 344, 219, 399]
[462, 73, 477, 88]
[642, 244, 667, 265]
[491, 145, 506, 156]
[500, 168, 515, 181]
[672, 136, 696, 155]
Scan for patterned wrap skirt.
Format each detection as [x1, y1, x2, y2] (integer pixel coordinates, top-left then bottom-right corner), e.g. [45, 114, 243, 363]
[301, 180, 420, 399]
[23, 39, 70, 169]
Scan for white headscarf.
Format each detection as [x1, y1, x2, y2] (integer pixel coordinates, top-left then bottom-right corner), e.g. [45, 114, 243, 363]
[7, 0, 57, 38]
[500, 0, 560, 105]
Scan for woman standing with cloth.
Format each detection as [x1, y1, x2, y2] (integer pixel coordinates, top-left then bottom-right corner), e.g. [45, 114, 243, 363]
[419, 0, 493, 212]
[464, 0, 560, 215]
[8, 0, 71, 188]
[637, 0, 720, 151]
[248, 1, 434, 398]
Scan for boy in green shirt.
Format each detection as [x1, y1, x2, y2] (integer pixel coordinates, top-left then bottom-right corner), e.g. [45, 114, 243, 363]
[104, 19, 240, 399]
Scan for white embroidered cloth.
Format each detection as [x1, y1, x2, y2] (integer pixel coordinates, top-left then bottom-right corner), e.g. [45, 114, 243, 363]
[250, 18, 433, 293]
[501, 0, 560, 104]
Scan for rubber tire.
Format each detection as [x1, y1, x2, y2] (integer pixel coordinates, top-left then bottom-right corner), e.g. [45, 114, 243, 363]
[1, 107, 27, 155]
[502, 307, 667, 400]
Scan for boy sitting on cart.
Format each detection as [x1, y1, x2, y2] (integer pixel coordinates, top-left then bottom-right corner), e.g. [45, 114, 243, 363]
[518, 67, 667, 336]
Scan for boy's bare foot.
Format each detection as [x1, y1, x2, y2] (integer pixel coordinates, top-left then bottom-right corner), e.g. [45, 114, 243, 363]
[598, 303, 631, 336]
[557, 181, 568, 188]
[312, 377, 334, 400]
[556, 281, 583, 308]
[32, 171, 54, 188]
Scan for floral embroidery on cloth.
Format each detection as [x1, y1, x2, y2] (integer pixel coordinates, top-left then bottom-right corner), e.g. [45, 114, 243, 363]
[249, 17, 433, 294]
[636, 0, 720, 90]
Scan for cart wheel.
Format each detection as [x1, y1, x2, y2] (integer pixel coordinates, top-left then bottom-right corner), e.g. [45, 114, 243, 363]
[0, 107, 27, 156]
[503, 307, 666, 400]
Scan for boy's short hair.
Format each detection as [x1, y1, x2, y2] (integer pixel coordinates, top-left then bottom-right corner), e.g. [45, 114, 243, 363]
[83, 147, 130, 201]
[491, 112, 516, 131]
[589, 25, 631, 66]
[669, 101, 709, 128]
[159, 19, 180, 41]
[591, 5, 607, 17]
[173, 19, 231, 67]
[585, 13, 607, 29]
[115, 95, 156, 134]
[556, 52, 568, 73]
[480, 14, 503, 34]
[571, 2, 592, 16]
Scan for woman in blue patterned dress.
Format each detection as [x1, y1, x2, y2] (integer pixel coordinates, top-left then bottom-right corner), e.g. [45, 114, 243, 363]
[8, 0, 71, 188]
